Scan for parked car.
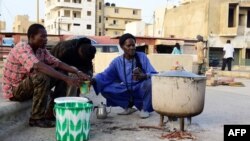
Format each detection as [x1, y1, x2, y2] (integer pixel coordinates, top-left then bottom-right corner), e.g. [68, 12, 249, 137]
[94, 44, 123, 54]
[2, 37, 15, 47]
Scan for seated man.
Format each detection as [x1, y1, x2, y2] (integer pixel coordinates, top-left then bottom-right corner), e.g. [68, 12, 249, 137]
[92, 33, 157, 119]
[50, 37, 96, 96]
[2, 24, 89, 128]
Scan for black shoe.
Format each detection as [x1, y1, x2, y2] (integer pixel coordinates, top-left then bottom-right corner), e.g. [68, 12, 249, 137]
[29, 118, 55, 128]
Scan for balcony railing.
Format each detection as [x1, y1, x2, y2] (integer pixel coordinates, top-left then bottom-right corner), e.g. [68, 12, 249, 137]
[104, 23, 125, 30]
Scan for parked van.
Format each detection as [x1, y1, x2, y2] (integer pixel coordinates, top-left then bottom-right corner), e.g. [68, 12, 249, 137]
[94, 44, 123, 54]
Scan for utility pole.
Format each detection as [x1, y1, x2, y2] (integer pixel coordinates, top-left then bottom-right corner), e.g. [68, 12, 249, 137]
[58, 18, 60, 35]
[37, 0, 39, 23]
[153, 12, 155, 37]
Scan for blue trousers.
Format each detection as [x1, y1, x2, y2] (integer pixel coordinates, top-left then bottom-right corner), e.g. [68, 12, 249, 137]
[101, 79, 153, 112]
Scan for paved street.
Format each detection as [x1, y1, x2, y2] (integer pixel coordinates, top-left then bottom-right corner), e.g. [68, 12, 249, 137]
[2, 78, 250, 141]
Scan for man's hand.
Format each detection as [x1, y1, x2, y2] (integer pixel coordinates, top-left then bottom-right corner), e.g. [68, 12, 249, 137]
[65, 76, 81, 87]
[132, 68, 147, 81]
[76, 71, 91, 81]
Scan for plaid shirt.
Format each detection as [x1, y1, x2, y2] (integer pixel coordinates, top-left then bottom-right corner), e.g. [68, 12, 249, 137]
[2, 42, 60, 99]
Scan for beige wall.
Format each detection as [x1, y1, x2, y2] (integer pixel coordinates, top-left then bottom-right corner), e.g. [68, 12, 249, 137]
[0, 21, 6, 31]
[148, 54, 198, 73]
[163, 0, 208, 39]
[94, 53, 198, 73]
[13, 15, 31, 33]
[145, 24, 153, 37]
[154, 7, 167, 37]
[104, 29, 124, 37]
[104, 6, 141, 20]
[94, 53, 119, 73]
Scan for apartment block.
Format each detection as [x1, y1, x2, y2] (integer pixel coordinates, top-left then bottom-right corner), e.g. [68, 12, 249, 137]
[103, 2, 141, 37]
[156, 0, 250, 66]
[45, 0, 96, 35]
[12, 15, 31, 33]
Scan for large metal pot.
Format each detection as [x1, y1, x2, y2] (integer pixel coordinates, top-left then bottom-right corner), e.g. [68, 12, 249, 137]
[152, 70, 206, 118]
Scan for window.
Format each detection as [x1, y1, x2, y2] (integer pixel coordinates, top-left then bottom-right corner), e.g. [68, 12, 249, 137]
[113, 20, 117, 25]
[133, 10, 138, 15]
[73, 11, 81, 18]
[106, 17, 108, 21]
[108, 46, 119, 52]
[58, 0, 60, 2]
[87, 24, 92, 29]
[64, 10, 70, 17]
[115, 8, 119, 13]
[58, 11, 60, 16]
[99, 16, 102, 23]
[87, 11, 91, 16]
[67, 24, 71, 31]
[125, 21, 128, 24]
[228, 4, 237, 27]
[99, 32, 102, 36]
[99, 2, 102, 10]
[73, 0, 81, 3]
[87, 0, 91, 2]
[64, 0, 70, 2]
[73, 23, 80, 26]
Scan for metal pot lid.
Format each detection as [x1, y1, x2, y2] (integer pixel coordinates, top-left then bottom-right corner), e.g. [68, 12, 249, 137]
[153, 70, 206, 78]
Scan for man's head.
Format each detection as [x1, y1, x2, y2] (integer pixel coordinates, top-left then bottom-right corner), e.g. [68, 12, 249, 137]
[119, 33, 136, 57]
[76, 38, 96, 62]
[196, 35, 203, 42]
[227, 40, 231, 44]
[27, 24, 47, 49]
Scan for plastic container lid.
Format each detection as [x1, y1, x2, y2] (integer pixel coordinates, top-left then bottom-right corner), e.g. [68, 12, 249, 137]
[54, 97, 89, 104]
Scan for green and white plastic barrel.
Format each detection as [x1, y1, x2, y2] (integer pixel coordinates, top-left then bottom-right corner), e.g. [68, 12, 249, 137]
[54, 97, 93, 141]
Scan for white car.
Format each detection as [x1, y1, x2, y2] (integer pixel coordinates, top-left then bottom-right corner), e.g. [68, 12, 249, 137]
[94, 44, 123, 54]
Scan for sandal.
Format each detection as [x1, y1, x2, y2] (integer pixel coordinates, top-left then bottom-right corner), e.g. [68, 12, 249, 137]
[118, 108, 137, 115]
[29, 118, 55, 128]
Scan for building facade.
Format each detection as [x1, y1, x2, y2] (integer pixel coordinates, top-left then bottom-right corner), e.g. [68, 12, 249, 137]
[95, 0, 104, 36]
[159, 0, 250, 66]
[124, 21, 146, 36]
[0, 20, 6, 32]
[12, 15, 33, 33]
[45, 0, 96, 36]
[12, 15, 44, 33]
[103, 2, 141, 37]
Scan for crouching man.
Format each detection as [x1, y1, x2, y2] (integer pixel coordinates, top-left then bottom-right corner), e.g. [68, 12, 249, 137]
[1, 24, 90, 128]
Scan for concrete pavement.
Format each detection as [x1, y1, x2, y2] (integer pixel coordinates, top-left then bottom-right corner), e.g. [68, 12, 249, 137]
[0, 78, 250, 141]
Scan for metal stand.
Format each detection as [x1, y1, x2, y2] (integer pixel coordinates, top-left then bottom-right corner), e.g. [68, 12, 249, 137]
[159, 114, 164, 127]
[180, 118, 184, 131]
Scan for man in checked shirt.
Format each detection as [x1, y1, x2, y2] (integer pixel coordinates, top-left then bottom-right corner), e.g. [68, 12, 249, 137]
[2, 24, 90, 128]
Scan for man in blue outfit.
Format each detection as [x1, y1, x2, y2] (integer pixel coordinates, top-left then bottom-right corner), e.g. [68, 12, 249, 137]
[92, 33, 157, 118]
